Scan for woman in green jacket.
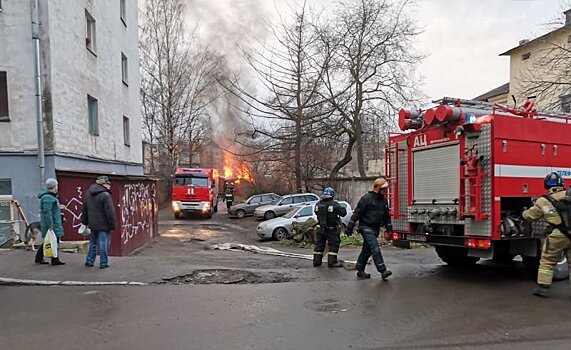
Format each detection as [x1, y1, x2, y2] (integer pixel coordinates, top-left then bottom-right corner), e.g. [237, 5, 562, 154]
[35, 178, 65, 265]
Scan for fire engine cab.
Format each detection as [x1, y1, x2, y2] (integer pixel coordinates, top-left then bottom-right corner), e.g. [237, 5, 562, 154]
[386, 97, 571, 272]
[171, 168, 219, 219]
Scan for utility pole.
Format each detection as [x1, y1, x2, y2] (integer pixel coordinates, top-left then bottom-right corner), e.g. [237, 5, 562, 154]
[31, 0, 45, 183]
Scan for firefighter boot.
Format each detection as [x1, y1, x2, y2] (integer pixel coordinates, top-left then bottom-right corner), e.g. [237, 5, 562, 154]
[327, 254, 343, 268]
[533, 284, 550, 298]
[357, 270, 371, 279]
[313, 253, 323, 267]
[381, 269, 393, 280]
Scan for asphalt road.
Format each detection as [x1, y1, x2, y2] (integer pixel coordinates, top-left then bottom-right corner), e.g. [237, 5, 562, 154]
[2, 208, 571, 350]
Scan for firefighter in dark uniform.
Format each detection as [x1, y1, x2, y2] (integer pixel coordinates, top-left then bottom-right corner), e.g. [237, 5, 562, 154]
[345, 177, 393, 280]
[225, 188, 234, 211]
[313, 187, 347, 268]
[523, 172, 571, 298]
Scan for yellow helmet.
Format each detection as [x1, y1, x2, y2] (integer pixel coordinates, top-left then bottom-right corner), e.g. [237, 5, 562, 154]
[373, 177, 388, 192]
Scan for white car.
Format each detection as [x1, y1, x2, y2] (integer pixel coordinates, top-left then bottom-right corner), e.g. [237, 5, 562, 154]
[256, 201, 353, 241]
[253, 193, 320, 220]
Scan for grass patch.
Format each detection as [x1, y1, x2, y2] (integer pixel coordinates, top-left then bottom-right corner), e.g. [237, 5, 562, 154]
[340, 234, 364, 247]
[278, 240, 315, 249]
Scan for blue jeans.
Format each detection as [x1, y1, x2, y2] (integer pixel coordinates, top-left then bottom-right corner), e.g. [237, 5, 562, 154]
[86, 230, 110, 267]
[356, 227, 387, 273]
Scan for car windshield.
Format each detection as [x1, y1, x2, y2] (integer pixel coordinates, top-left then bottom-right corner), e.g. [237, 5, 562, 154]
[271, 198, 281, 205]
[283, 207, 301, 219]
[246, 196, 255, 203]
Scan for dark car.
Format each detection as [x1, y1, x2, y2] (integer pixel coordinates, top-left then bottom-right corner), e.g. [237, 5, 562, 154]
[228, 193, 282, 219]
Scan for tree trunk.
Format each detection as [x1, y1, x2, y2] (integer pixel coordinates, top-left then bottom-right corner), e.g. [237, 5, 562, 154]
[355, 118, 366, 176]
[330, 136, 356, 179]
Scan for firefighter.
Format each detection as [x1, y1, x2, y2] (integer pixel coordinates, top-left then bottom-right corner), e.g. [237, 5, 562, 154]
[225, 188, 234, 211]
[313, 187, 347, 268]
[345, 177, 393, 280]
[523, 172, 571, 298]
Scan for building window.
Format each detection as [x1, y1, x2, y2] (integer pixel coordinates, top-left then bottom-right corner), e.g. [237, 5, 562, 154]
[522, 52, 531, 61]
[0, 72, 8, 121]
[0, 178, 11, 196]
[87, 95, 99, 135]
[121, 53, 128, 85]
[561, 95, 571, 113]
[120, 0, 126, 25]
[123, 116, 130, 146]
[85, 10, 96, 53]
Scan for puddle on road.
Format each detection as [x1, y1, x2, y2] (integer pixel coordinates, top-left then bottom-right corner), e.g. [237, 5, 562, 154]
[162, 269, 295, 285]
[304, 298, 352, 312]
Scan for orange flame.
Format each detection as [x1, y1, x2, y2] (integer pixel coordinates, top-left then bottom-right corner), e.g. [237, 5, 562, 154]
[223, 153, 254, 183]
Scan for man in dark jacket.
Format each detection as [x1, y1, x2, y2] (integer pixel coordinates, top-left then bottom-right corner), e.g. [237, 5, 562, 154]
[345, 178, 393, 280]
[313, 187, 347, 267]
[82, 175, 116, 269]
[35, 178, 65, 265]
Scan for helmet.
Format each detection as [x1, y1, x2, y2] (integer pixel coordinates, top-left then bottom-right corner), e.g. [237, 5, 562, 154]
[544, 172, 564, 189]
[323, 187, 335, 198]
[373, 177, 389, 192]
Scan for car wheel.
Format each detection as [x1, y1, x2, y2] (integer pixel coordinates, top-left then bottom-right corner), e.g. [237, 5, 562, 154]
[236, 210, 246, 219]
[273, 227, 289, 241]
[264, 211, 276, 220]
[435, 246, 479, 266]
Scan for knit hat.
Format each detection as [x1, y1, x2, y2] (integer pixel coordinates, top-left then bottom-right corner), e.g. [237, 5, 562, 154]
[45, 178, 58, 190]
[96, 175, 111, 185]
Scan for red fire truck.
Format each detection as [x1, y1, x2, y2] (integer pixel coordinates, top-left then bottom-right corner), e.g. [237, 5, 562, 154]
[386, 97, 571, 273]
[171, 168, 219, 219]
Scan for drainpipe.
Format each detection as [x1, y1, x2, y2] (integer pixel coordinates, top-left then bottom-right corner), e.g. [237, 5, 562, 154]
[31, 0, 45, 183]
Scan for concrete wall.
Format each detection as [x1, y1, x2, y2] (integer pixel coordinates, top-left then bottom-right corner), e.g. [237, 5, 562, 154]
[0, 0, 38, 151]
[305, 177, 377, 209]
[46, 0, 142, 165]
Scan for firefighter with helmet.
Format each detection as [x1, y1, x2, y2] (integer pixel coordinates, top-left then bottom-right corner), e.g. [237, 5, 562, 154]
[345, 177, 393, 280]
[313, 187, 347, 268]
[523, 172, 571, 298]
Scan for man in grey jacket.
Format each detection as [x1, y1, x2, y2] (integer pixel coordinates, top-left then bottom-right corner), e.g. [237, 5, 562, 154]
[82, 176, 116, 269]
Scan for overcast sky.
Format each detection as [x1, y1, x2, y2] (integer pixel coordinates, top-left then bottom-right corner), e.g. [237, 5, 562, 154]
[186, 0, 567, 103]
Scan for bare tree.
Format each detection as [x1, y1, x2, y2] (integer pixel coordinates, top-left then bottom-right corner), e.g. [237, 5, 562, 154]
[139, 0, 220, 177]
[219, 2, 330, 192]
[318, 0, 422, 177]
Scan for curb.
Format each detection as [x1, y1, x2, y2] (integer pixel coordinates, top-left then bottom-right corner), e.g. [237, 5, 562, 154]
[0, 277, 147, 286]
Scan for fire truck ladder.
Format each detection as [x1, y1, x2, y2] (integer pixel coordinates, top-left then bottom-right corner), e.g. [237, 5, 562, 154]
[385, 142, 402, 218]
[459, 146, 489, 221]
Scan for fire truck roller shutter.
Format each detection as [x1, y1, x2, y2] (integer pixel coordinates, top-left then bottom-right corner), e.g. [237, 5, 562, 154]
[413, 144, 460, 203]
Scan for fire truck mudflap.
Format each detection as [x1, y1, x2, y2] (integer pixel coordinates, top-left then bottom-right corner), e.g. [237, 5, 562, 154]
[387, 97, 571, 276]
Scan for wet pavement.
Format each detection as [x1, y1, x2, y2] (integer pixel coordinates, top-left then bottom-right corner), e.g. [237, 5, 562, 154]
[2, 208, 571, 349]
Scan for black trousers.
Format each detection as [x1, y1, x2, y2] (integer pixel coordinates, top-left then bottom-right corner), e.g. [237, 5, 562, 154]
[314, 228, 341, 256]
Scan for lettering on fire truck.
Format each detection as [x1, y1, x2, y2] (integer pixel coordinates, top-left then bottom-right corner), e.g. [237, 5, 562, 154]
[413, 134, 427, 147]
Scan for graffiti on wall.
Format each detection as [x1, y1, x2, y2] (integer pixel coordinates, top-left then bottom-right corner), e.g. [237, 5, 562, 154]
[62, 187, 85, 229]
[120, 183, 157, 245]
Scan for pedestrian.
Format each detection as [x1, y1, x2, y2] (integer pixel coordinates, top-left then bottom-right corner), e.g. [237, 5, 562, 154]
[313, 187, 347, 268]
[81, 175, 116, 269]
[345, 178, 393, 280]
[35, 178, 66, 265]
[523, 172, 571, 298]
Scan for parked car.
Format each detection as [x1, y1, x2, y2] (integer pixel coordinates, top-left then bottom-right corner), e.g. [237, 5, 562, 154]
[228, 193, 281, 219]
[256, 201, 353, 241]
[254, 193, 319, 220]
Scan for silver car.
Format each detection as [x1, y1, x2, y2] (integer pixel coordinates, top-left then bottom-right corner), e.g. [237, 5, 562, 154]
[228, 193, 281, 219]
[256, 201, 353, 241]
[254, 193, 319, 220]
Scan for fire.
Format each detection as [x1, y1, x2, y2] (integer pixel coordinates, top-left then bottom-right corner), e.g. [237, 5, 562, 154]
[223, 153, 254, 183]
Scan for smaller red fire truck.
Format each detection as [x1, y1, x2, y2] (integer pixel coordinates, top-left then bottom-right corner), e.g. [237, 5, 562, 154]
[386, 97, 571, 275]
[171, 168, 219, 219]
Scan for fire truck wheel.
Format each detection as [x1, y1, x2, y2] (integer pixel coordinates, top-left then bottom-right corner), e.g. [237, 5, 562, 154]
[264, 211, 276, 220]
[435, 246, 480, 266]
[492, 251, 516, 264]
[236, 210, 246, 219]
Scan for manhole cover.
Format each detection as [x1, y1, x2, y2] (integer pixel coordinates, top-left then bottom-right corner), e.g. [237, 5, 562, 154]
[304, 298, 352, 312]
[163, 269, 294, 285]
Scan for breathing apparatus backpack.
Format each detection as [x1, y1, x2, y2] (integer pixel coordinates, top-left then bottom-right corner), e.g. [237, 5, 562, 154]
[543, 189, 571, 240]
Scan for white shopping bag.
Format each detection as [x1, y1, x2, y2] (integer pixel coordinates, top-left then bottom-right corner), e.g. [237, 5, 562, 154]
[43, 228, 58, 258]
[78, 224, 91, 237]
